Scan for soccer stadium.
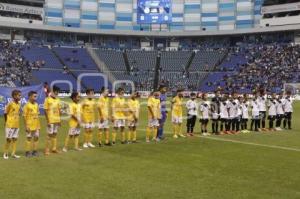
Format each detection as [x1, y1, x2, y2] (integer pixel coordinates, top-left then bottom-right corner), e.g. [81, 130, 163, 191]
[0, 0, 300, 198]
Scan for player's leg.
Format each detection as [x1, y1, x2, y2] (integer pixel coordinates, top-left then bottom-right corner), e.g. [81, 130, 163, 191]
[32, 132, 39, 156]
[261, 112, 266, 129]
[255, 118, 259, 131]
[112, 125, 118, 145]
[63, 134, 72, 152]
[146, 126, 152, 142]
[10, 129, 20, 158]
[127, 125, 132, 143]
[25, 132, 32, 157]
[3, 129, 12, 159]
[98, 128, 103, 146]
[132, 126, 137, 143]
[186, 115, 191, 134]
[121, 125, 126, 144]
[250, 119, 254, 131]
[287, 112, 292, 129]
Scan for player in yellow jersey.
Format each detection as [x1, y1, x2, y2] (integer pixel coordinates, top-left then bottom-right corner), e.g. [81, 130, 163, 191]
[3, 90, 22, 159]
[81, 89, 96, 148]
[63, 92, 82, 152]
[23, 91, 41, 157]
[127, 92, 140, 143]
[146, 91, 161, 142]
[97, 87, 111, 147]
[44, 86, 61, 155]
[111, 88, 127, 145]
[172, 89, 185, 138]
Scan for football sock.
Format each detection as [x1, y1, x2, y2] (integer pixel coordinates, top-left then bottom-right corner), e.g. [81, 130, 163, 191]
[25, 139, 31, 152]
[98, 131, 103, 144]
[127, 131, 132, 141]
[146, 127, 151, 140]
[4, 140, 10, 154]
[74, 136, 79, 149]
[112, 132, 117, 142]
[132, 130, 137, 141]
[64, 136, 70, 148]
[11, 140, 17, 155]
[105, 131, 110, 144]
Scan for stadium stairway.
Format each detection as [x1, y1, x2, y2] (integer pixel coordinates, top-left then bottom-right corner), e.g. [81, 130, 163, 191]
[50, 47, 87, 90]
[85, 45, 117, 85]
[153, 53, 161, 89]
[123, 51, 131, 73]
[185, 51, 195, 71]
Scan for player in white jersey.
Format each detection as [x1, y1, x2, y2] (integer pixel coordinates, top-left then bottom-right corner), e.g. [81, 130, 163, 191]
[258, 91, 267, 131]
[283, 91, 293, 130]
[186, 92, 197, 136]
[275, 93, 284, 131]
[228, 93, 240, 133]
[219, 95, 230, 134]
[199, 93, 210, 135]
[267, 93, 277, 131]
[240, 94, 250, 133]
[250, 94, 260, 132]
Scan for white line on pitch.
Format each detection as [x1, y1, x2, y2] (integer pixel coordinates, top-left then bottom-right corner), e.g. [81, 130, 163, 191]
[137, 129, 300, 152]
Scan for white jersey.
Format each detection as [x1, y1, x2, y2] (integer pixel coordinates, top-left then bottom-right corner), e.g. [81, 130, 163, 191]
[283, 97, 293, 113]
[276, 99, 284, 115]
[220, 101, 229, 119]
[241, 102, 249, 119]
[200, 101, 210, 119]
[251, 99, 260, 117]
[268, 99, 277, 116]
[186, 99, 198, 116]
[228, 99, 239, 119]
[258, 96, 267, 112]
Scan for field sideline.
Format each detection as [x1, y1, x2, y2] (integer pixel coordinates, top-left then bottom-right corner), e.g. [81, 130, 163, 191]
[0, 99, 299, 199]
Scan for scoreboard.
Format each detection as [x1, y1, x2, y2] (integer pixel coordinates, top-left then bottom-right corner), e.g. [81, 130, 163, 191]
[137, 0, 171, 24]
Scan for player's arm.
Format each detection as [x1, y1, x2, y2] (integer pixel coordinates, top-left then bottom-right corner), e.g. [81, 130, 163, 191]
[3, 104, 10, 125]
[23, 105, 29, 131]
[148, 104, 155, 119]
[111, 99, 115, 122]
[98, 102, 104, 122]
[44, 99, 50, 124]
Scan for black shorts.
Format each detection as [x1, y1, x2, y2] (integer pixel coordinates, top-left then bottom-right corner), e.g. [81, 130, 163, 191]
[276, 114, 283, 119]
[242, 118, 248, 123]
[285, 112, 292, 120]
[259, 111, 266, 120]
[200, 119, 209, 124]
[268, 115, 276, 120]
[220, 118, 228, 123]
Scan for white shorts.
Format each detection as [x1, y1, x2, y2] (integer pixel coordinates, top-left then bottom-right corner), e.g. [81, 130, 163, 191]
[26, 130, 40, 138]
[114, 119, 126, 128]
[5, 128, 19, 139]
[128, 120, 138, 127]
[148, 119, 159, 128]
[68, 128, 80, 136]
[172, 116, 183, 124]
[98, 120, 109, 129]
[47, 124, 60, 134]
[82, 122, 95, 129]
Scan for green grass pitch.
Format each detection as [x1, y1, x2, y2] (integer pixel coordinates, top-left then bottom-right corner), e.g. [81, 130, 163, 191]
[0, 99, 300, 199]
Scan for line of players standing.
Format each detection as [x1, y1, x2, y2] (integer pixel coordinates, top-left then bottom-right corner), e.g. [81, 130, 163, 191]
[186, 90, 294, 135]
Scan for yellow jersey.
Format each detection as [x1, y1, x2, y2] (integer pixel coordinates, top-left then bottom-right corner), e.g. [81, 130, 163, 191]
[172, 96, 183, 117]
[69, 102, 81, 128]
[97, 96, 109, 120]
[5, 101, 21, 128]
[127, 99, 140, 121]
[44, 97, 61, 124]
[81, 98, 95, 123]
[23, 102, 40, 131]
[147, 96, 161, 119]
[111, 96, 126, 120]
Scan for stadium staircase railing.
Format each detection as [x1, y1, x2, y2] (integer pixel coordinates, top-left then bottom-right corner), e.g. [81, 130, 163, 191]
[85, 45, 117, 84]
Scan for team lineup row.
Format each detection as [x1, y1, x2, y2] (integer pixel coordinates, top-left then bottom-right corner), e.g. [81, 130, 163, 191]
[2, 86, 294, 159]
